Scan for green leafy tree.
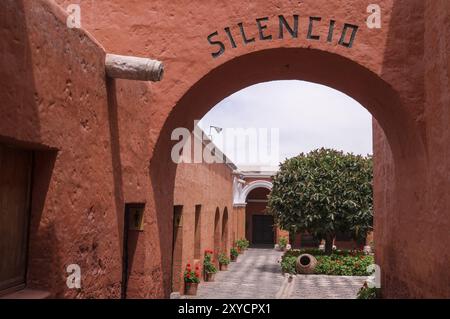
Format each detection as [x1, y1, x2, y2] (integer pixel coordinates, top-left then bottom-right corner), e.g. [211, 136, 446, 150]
[268, 148, 373, 255]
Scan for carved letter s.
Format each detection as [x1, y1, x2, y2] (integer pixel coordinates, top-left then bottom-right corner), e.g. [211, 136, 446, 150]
[207, 31, 226, 58]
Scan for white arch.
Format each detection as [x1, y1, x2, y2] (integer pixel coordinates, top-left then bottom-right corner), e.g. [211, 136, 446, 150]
[235, 180, 273, 205]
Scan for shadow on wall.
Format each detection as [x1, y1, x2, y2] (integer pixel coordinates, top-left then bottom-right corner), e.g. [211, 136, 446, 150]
[105, 78, 125, 269]
[27, 151, 60, 295]
[0, 0, 41, 142]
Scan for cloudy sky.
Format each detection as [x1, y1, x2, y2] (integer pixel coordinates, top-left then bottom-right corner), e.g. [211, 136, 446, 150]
[198, 80, 373, 169]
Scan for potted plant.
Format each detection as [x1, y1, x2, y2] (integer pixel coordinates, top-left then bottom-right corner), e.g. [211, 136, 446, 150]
[236, 239, 249, 253]
[218, 253, 230, 271]
[278, 237, 288, 251]
[230, 247, 239, 262]
[203, 250, 217, 281]
[235, 240, 242, 253]
[184, 263, 201, 296]
[242, 239, 250, 250]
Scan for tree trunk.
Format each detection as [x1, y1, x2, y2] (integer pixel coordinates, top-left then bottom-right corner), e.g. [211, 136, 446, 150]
[324, 234, 334, 255]
[289, 231, 296, 246]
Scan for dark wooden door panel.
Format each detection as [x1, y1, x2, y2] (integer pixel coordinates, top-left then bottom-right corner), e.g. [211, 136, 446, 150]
[252, 215, 274, 245]
[0, 145, 32, 293]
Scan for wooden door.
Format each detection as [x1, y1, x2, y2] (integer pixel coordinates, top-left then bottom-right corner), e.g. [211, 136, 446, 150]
[0, 144, 33, 295]
[252, 215, 274, 245]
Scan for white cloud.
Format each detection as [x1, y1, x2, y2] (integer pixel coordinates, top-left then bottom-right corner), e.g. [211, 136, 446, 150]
[199, 80, 373, 168]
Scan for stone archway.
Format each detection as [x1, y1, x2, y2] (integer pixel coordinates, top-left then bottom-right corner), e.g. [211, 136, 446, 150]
[151, 46, 427, 298]
[237, 180, 273, 206]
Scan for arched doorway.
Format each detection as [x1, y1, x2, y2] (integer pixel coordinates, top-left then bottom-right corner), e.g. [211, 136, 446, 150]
[213, 208, 221, 261]
[246, 188, 274, 247]
[221, 208, 229, 253]
[152, 47, 427, 298]
[240, 180, 273, 205]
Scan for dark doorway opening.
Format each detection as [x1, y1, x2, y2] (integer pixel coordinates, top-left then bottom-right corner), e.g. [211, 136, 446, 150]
[252, 215, 274, 246]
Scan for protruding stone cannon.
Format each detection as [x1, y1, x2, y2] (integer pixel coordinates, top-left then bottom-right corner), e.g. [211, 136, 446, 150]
[296, 254, 317, 274]
[105, 54, 164, 82]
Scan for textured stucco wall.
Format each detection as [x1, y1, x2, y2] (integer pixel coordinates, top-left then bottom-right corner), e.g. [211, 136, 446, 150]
[0, 0, 121, 298]
[374, 0, 450, 298]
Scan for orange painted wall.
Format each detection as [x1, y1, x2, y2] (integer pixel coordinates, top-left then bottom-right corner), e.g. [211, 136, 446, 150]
[172, 135, 236, 293]
[0, 0, 121, 298]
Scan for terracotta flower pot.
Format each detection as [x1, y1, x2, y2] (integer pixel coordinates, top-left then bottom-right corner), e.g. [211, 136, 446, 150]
[204, 272, 216, 282]
[230, 255, 238, 262]
[219, 263, 228, 271]
[184, 282, 198, 296]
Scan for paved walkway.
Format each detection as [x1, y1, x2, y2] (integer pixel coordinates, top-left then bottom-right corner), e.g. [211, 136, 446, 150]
[194, 248, 285, 299]
[290, 275, 368, 299]
[190, 248, 367, 299]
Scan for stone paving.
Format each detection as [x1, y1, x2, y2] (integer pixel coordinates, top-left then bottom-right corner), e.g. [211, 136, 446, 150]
[191, 248, 367, 299]
[193, 248, 285, 299]
[289, 275, 368, 299]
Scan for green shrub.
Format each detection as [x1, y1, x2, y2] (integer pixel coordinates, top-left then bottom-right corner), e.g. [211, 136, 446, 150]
[280, 256, 297, 274]
[284, 248, 323, 258]
[218, 253, 230, 265]
[204, 251, 217, 274]
[230, 247, 239, 258]
[280, 249, 374, 276]
[236, 239, 249, 250]
[314, 255, 374, 276]
[357, 284, 380, 299]
[278, 237, 288, 249]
